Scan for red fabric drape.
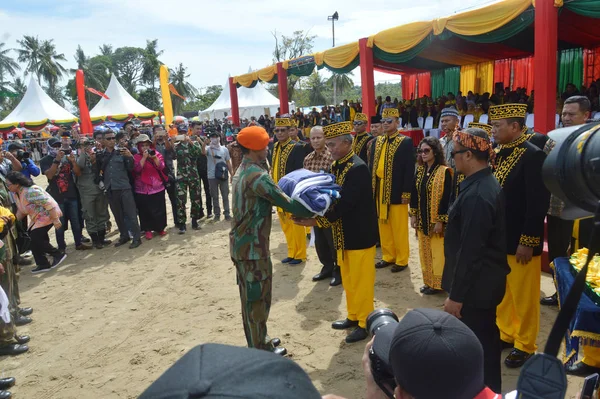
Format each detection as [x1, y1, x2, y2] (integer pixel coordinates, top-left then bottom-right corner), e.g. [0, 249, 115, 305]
[402, 74, 417, 100]
[511, 56, 534, 93]
[494, 59, 511, 90]
[584, 47, 600, 87]
[416, 72, 431, 97]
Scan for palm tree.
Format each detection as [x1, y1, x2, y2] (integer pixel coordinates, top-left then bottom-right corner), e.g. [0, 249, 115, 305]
[69, 46, 108, 93]
[38, 39, 67, 89]
[0, 42, 20, 78]
[16, 35, 42, 81]
[142, 39, 163, 89]
[327, 72, 354, 105]
[169, 63, 198, 115]
[306, 71, 328, 106]
[99, 44, 113, 57]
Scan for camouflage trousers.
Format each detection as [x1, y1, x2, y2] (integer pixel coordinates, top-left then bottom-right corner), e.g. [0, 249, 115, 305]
[233, 258, 274, 351]
[0, 242, 20, 321]
[177, 179, 202, 225]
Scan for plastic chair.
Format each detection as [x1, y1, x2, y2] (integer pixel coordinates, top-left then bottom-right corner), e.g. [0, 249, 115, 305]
[462, 114, 474, 128]
[424, 116, 434, 129]
[417, 117, 424, 129]
[525, 113, 535, 129]
[479, 114, 489, 124]
[555, 114, 560, 128]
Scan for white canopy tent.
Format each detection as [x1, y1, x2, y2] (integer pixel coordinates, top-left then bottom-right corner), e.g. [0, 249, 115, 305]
[0, 77, 78, 131]
[200, 78, 294, 120]
[89, 74, 157, 121]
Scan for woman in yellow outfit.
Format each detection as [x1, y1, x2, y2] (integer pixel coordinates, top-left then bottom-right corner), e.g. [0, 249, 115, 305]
[410, 137, 452, 295]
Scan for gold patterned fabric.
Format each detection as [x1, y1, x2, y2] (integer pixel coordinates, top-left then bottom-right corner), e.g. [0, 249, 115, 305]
[488, 103, 527, 120]
[271, 138, 294, 183]
[468, 122, 493, 136]
[352, 133, 371, 159]
[354, 113, 368, 122]
[275, 118, 292, 127]
[382, 108, 399, 118]
[323, 121, 353, 139]
[372, 132, 406, 221]
[330, 151, 354, 250]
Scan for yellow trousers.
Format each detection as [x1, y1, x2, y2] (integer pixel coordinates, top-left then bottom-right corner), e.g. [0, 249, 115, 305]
[379, 204, 409, 266]
[338, 246, 377, 328]
[582, 345, 600, 367]
[497, 255, 541, 354]
[418, 231, 445, 290]
[278, 211, 307, 260]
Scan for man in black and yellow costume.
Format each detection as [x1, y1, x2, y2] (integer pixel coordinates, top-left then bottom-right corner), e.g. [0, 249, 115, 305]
[269, 114, 307, 265]
[489, 103, 550, 368]
[369, 108, 415, 272]
[294, 121, 378, 343]
[351, 112, 373, 164]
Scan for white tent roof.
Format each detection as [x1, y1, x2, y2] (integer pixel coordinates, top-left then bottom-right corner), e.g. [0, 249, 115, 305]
[200, 78, 293, 120]
[89, 74, 157, 119]
[0, 77, 78, 129]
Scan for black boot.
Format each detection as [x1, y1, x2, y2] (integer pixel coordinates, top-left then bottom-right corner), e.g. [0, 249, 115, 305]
[330, 266, 342, 286]
[89, 232, 103, 249]
[98, 229, 112, 246]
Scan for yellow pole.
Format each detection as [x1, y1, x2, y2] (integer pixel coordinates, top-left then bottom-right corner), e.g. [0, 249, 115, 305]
[160, 65, 173, 126]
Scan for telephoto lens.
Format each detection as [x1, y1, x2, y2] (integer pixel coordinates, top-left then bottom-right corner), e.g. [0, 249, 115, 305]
[22, 151, 30, 159]
[367, 308, 400, 336]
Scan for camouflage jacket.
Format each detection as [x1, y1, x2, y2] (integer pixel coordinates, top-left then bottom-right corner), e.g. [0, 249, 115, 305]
[230, 158, 313, 261]
[174, 142, 202, 181]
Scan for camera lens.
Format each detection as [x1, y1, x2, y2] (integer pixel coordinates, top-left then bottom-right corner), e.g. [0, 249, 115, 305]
[148, 150, 156, 156]
[22, 151, 30, 159]
[367, 308, 399, 336]
[543, 123, 600, 217]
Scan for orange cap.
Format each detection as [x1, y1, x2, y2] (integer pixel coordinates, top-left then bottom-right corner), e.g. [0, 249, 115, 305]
[237, 126, 269, 150]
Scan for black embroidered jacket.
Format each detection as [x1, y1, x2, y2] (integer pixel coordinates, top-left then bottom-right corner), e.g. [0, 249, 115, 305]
[369, 132, 415, 204]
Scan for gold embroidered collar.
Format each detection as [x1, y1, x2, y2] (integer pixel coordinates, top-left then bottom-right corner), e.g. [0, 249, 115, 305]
[385, 132, 399, 141]
[501, 133, 528, 149]
[334, 151, 354, 166]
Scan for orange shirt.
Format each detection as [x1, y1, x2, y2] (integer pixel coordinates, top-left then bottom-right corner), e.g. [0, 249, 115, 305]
[168, 127, 178, 137]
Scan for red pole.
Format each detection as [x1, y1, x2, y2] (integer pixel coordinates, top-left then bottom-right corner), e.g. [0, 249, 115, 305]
[359, 38, 376, 120]
[534, 0, 558, 134]
[277, 62, 290, 114]
[229, 77, 240, 126]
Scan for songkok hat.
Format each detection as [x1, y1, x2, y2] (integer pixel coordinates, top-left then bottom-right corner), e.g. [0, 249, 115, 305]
[468, 122, 493, 136]
[371, 114, 382, 124]
[354, 112, 368, 122]
[237, 126, 269, 150]
[488, 103, 527, 120]
[440, 107, 460, 119]
[382, 108, 399, 118]
[139, 343, 321, 399]
[275, 113, 292, 127]
[372, 309, 490, 399]
[323, 121, 353, 139]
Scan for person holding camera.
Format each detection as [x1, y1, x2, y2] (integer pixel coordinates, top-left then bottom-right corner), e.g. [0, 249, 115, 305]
[441, 128, 509, 393]
[363, 308, 500, 399]
[40, 138, 91, 251]
[0, 147, 22, 177]
[99, 130, 142, 249]
[205, 131, 233, 222]
[7, 143, 39, 179]
[153, 126, 178, 227]
[76, 138, 112, 249]
[133, 134, 167, 239]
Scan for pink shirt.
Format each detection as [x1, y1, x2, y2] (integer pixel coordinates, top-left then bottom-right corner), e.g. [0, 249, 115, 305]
[15, 185, 62, 229]
[133, 153, 167, 195]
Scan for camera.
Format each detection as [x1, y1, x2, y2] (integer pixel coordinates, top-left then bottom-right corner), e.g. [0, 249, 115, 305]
[63, 148, 72, 155]
[16, 150, 30, 161]
[366, 309, 400, 399]
[148, 149, 156, 156]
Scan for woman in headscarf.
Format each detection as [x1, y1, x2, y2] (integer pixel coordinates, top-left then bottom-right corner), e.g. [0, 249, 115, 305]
[133, 134, 168, 239]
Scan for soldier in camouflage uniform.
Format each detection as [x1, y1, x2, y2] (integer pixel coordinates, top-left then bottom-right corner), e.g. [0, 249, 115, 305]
[230, 126, 313, 356]
[174, 129, 204, 234]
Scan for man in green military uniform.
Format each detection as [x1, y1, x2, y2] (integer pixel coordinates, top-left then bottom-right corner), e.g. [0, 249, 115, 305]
[174, 125, 204, 234]
[230, 126, 313, 356]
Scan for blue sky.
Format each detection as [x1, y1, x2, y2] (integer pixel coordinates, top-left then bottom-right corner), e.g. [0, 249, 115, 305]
[0, 0, 499, 90]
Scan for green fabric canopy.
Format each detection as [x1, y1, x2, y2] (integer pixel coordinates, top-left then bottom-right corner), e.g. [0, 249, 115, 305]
[565, 0, 600, 18]
[431, 70, 445, 98]
[443, 67, 460, 96]
[373, 36, 433, 64]
[318, 55, 360, 74]
[558, 48, 583, 92]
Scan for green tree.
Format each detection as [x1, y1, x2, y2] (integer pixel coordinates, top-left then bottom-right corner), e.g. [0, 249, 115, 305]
[68, 46, 111, 106]
[137, 87, 161, 111]
[17, 36, 67, 89]
[272, 30, 316, 101]
[16, 35, 42, 81]
[189, 85, 223, 111]
[0, 42, 20, 79]
[169, 63, 198, 115]
[112, 46, 146, 94]
[327, 72, 354, 105]
[142, 39, 163, 90]
[306, 72, 329, 106]
[0, 77, 26, 119]
[44, 83, 66, 107]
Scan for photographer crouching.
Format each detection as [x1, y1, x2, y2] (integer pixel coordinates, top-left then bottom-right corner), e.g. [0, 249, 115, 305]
[7, 143, 39, 179]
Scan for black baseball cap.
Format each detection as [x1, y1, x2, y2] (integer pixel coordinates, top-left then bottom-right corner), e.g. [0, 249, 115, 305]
[7, 143, 23, 151]
[47, 138, 61, 148]
[139, 343, 321, 399]
[372, 308, 493, 399]
[208, 132, 219, 138]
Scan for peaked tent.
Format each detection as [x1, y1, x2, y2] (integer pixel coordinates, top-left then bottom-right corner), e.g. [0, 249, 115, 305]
[0, 77, 78, 133]
[200, 78, 294, 120]
[89, 74, 158, 124]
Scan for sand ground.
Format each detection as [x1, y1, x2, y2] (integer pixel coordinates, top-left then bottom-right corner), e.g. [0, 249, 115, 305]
[0, 181, 586, 398]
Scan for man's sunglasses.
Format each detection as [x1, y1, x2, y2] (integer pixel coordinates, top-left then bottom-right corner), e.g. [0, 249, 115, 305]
[274, 129, 287, 133]
[417, 148, 431, 154]
[381, 118, 394, 124]
[105, 137, 116, 141]
[353, 121, 365, 126]
[450, 149, 469, 158]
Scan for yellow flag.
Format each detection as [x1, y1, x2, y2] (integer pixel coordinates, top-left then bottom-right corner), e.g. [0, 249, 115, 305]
[159, 65, 173, 126]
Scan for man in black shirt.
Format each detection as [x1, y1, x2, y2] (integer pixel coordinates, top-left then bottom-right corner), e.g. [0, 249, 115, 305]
[442, 128, 509, 394]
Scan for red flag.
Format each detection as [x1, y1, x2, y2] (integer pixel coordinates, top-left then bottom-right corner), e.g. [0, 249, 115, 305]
[169, 84, 186, 100]
[86, 87, 110, 100]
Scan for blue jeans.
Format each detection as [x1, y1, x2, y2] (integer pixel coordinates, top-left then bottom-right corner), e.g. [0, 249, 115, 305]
[56, 198, 84, 249]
